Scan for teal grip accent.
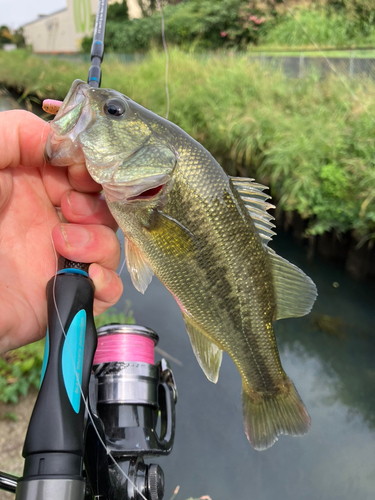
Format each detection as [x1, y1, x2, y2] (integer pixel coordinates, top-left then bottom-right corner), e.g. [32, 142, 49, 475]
[62, 310, 87, 413]
[57, 269, 89, 277]
[40, 329, 50, 386]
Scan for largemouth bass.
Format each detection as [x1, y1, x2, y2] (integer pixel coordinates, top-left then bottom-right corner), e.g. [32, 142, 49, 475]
[46, 80, 317, 451]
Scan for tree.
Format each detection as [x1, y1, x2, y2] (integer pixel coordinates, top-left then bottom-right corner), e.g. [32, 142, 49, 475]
[12, 28, 26, 48]
[0, 26, 12, 46]
[107, 0, 129, 21]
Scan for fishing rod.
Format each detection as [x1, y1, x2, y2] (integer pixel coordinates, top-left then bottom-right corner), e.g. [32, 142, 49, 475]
[0, 2, 176, 500]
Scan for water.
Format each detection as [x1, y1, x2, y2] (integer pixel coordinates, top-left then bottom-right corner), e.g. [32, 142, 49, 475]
[116, 231, 375, 500]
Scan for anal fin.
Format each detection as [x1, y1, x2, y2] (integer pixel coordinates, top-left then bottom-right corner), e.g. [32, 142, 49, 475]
[182, 313, 222, 383]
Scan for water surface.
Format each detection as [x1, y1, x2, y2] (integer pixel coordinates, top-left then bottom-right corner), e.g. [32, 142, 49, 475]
[117, 231, 375, 500]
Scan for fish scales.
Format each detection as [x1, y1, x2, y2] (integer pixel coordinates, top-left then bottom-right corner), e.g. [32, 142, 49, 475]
[110, 140, 283, 391]
[45, 80, 317, 451]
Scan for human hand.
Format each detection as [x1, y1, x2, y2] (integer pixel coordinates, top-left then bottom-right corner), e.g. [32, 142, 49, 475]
[0, 110, 123, 353]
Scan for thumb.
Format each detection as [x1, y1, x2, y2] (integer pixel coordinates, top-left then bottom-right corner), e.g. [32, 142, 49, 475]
[0, 110, 50, 170]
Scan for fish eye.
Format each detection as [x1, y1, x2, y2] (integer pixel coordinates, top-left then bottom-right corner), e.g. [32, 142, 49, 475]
[104, 98, 127, 117]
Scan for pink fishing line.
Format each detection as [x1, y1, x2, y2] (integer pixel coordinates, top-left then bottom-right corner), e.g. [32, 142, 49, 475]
[93, 334, 155, 365]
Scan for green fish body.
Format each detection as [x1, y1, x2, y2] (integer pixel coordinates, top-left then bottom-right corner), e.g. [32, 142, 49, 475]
[46, 80, 317, 450]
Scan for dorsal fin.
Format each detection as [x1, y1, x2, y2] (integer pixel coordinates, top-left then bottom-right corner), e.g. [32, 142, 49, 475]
[230, 177, 276, 245]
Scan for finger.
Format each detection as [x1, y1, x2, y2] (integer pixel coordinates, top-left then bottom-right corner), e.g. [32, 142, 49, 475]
[61, 191, 118, 231]
[68, 162, 102, 193]
[0, 169, 13, 213]
[0, 110, 50, 170]
[42, 163, 71, 206]
[43, 161, 102, 207]
[89, 263, 123, 315]
[52, 223, 121, 271]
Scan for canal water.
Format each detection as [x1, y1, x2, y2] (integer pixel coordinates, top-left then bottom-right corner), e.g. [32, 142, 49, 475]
[1, 92, 374, 500]
[116, 231, 375, 500]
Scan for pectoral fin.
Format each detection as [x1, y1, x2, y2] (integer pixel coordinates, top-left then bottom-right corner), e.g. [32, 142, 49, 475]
[182, 313, 222, 383]
[267, 249, 317, 320]
[125, 238, 154, 294]
[145, 210, 199, 257]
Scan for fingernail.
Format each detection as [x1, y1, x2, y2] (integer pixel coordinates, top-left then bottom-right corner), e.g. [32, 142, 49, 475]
[67, 191, 97, 216]
[60, 225, 91, 248]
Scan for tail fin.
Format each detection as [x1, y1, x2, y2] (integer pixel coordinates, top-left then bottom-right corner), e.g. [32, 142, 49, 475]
[242, 380, 311, 451]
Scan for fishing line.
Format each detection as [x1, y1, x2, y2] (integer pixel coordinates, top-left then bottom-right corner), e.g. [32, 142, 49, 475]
[93, 333, 155, 364]
[156, 0, 170, 119]
[117, 245, 127, 276]
[281, 0, 375, 124]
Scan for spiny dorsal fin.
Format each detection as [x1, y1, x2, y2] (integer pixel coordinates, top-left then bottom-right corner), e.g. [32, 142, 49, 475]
[230, 177, 276, 245]
[182, 313, 222, 383]
[125, 238, 154, 294]
[267, 248, 317, 320]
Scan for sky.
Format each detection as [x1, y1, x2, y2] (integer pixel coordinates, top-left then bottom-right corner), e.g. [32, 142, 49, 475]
[0, 0, 66, 29]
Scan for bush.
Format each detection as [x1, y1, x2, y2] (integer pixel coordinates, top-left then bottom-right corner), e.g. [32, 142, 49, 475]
[82, 0, 272, 53]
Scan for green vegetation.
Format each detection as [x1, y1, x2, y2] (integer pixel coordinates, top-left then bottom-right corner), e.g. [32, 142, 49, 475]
[0, 340, 45, 404]
[82, 0, 271, 53]
[0, 25, 25, 48]
[260, 8, 375, 48]
[0, 303, 135, 404]
[1, 49, 374, 241]
[80, 0, 375, 53]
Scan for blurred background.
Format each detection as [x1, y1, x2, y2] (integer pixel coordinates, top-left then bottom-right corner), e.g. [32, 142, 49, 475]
[0, 1, 375, 499]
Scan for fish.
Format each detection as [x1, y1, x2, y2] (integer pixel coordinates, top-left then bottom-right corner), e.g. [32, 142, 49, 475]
[45, 79, 317, 451]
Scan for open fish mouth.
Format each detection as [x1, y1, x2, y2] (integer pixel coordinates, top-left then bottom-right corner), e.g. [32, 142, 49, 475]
[45, 80, 92, 166]
[103, 174, 170, 203]
[52, 80, 89, 125]
[127, 184, 164, 201]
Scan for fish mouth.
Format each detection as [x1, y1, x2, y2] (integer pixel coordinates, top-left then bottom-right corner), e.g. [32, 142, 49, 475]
[45, 80, 92, 166]
[103, 174, 170, 203]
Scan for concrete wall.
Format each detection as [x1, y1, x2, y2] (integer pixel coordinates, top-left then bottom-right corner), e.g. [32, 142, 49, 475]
[23, 0, 142, 53]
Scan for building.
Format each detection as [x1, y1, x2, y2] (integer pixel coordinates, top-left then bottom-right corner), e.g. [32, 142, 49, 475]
[23, 0, 142, 53]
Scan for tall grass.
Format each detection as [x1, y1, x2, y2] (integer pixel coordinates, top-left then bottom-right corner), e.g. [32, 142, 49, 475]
[259, 8, 375, 48]
[1, 49, 374, 241]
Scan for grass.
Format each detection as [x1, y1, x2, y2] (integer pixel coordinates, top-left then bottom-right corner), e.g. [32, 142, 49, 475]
[248, 48, 375, 58]
[0, 302, 135, 404]
[259, 8, 375, 49]
[0, 48, 374, 242]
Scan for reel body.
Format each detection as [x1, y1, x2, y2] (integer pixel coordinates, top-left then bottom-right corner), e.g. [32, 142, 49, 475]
[85, 324, 177, 500]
